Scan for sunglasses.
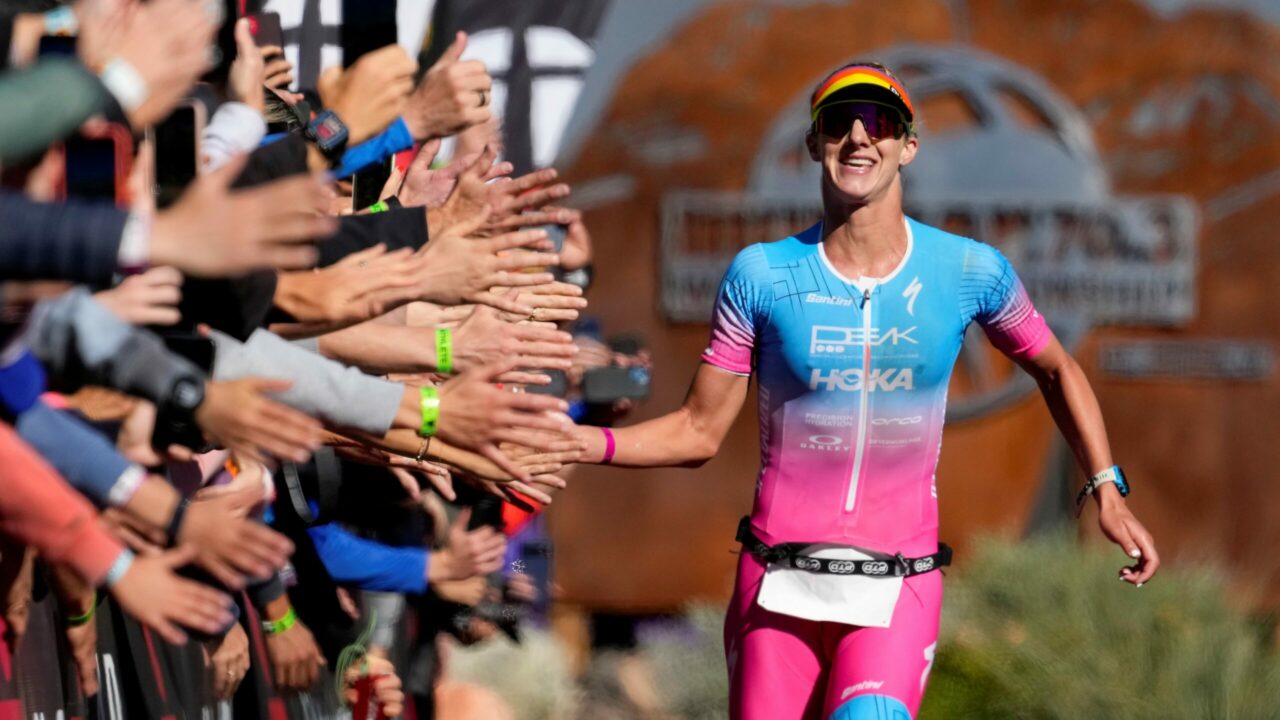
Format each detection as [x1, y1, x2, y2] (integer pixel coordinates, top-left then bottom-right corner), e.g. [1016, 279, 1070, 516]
[815, 101, 909, 142]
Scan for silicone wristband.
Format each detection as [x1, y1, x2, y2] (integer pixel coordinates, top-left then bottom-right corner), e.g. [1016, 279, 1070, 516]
[600, 427, 616, 465]
[435, 328, 454, 374]
[418, 386, 440, 437]
[104, 549, 135, 587]
[66, 592, 97, 627]
[98, 59, 149, 111]
[367, 200, 390, 214]
[261, 606, 297, 635]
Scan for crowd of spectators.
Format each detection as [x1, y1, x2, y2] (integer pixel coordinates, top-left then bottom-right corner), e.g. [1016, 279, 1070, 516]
[0, 1, 640, 716]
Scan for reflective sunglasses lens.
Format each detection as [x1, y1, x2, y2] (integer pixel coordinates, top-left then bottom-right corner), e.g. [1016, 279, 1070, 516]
[818, 103, 905, 141]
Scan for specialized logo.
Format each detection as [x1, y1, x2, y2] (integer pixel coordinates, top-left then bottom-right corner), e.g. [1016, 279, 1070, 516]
[861, 561, 890, 575]
[809, 368, 915, 392]
[804, 292, 855, 307]
[903, 276, 923, 316]
[872, 415, 924, 426]
[811, 325, 918, 354]
[794, 557, 821, 571]
[913, 557, 935, 573]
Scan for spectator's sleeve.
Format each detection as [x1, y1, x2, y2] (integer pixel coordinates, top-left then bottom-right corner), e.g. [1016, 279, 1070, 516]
[0, 57, 112, 163]
[210, 328, 403, 435]
[27, 287, 206, 403]
[962, 242, 1051, 361]
[14, 400, 145, 508]
[0, 423, 125, 585]
[702, 244, 770, 375]
[0, 194, 126, 286]
[306, 523, 427, 595]
[320, 208, 427, 266]
[202, 102, 268, 172]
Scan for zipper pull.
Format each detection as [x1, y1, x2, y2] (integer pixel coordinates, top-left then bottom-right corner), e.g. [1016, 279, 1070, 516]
[859, 287, 872, 309]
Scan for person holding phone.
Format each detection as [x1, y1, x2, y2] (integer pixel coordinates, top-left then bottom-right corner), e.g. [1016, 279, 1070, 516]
[567, 62, 1161, 720]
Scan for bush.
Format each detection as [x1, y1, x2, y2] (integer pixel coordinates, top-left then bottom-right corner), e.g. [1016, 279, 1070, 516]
[446, 629, 581, 720]
[920, 532, 1280, 720]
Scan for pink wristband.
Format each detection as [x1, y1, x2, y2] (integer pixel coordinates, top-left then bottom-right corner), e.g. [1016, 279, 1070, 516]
[600, 427, 616, 465]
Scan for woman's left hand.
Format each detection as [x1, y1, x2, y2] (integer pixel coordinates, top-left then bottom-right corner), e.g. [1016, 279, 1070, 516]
[1096, 491, 1160, 586]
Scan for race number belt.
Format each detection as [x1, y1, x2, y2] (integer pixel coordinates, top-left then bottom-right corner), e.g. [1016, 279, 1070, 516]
[735, 517, 952, 578]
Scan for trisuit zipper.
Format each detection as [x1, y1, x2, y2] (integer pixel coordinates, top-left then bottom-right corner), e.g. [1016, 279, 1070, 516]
[845, 286, 874, 512]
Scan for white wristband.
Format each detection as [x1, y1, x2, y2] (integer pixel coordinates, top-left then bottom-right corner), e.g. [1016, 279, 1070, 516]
[98, 58, 149, 112]
[107, 465, 146, 507]
[1089, 466, 1120, 489]
[104, 549, 135, 587]
[117, 211, 152, 273]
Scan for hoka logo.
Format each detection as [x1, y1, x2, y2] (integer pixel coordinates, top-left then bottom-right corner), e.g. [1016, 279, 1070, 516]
[809, 368, 915, 392]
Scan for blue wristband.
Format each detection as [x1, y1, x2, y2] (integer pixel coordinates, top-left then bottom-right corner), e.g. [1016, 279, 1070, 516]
[104, 549, 135, 587]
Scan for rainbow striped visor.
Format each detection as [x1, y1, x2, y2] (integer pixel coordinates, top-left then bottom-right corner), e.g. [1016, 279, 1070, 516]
[810, 65, 915, 127]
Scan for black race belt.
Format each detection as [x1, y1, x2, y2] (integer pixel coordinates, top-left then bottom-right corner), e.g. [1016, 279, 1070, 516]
[736, 517, 952, 578]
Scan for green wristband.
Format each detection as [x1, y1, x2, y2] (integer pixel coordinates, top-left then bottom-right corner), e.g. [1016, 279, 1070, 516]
[66, 591, 97, 627]
[419, 386, 440, 437]
[367, 200, 390, 214]
[435, 328, 454, 374]
[261, 606, 297, 636]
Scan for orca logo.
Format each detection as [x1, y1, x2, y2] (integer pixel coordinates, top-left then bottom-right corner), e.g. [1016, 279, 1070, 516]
[809, 368, 915, 392]
[794, 558, 821, 571]
[861, 561, 890, 575]
[913, 557, 935, 573]
[872, 415, 924, 426]
[810, 325, 919, 354]
[828, 560, 857, 574]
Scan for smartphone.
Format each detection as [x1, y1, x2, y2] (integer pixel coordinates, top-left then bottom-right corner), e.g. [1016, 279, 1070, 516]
[63, 125, 132, 206]
[349, 674, 384, 720]
[582, 366, 651, 404]
[247, 12, 284, 48]
[523, 369, 568, 398]
[352, 158, 393, 212]
[149, 102, 205, 209]
[467, 496, 505, 531]
[160, 334, 216, 373]
[609, 334, 646, 357]
[37, 34, 77, 58]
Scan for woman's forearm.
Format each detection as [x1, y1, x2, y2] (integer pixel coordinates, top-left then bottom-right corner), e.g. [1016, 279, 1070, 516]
[578, 407, 722, 468]
[1034, 354, 1114, 477]
[316, 322, 438, 375]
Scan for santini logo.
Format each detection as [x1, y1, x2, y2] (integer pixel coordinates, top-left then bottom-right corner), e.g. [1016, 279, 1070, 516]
[841, 680, 886, 700]
[811, 325, 918, 354]
[809, 368, 915, 392]
[804, 293, 855, 307]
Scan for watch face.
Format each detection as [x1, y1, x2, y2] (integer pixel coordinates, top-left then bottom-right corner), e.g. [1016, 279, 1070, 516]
[1114, 468, 1130, 496]
[316, 119, 341, 142]
[173, 378, 203, 409]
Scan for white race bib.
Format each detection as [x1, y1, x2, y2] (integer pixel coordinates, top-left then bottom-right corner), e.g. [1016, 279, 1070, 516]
[756, 544, 903, 628]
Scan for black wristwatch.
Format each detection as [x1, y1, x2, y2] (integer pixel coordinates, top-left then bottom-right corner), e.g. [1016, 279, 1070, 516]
[153, 376, 207, 452]
[305, 110, 350, 166]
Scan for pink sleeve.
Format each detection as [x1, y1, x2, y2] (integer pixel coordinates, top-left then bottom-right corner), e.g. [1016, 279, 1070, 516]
[0, 424, 124, 585]
[981, 281, 1051, 360]
[702, 246, 767, 375]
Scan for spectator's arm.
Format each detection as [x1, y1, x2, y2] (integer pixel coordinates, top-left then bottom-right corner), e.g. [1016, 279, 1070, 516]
[306, 523, 427, 595]
[0, 57, 112, 163]
[0, 423, 126, 585]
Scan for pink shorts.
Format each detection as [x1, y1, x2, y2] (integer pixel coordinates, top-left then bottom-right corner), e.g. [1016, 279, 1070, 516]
[723, 551, 942, 720]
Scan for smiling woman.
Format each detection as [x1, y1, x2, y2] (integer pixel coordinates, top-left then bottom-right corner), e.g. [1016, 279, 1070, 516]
[564, 57, 1160, 720]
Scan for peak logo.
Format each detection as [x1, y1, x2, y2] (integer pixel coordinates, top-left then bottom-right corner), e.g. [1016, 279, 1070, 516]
[811, 325, 917, 354]
[809, 368, 914, 392]
[804, 293, 855, 307]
